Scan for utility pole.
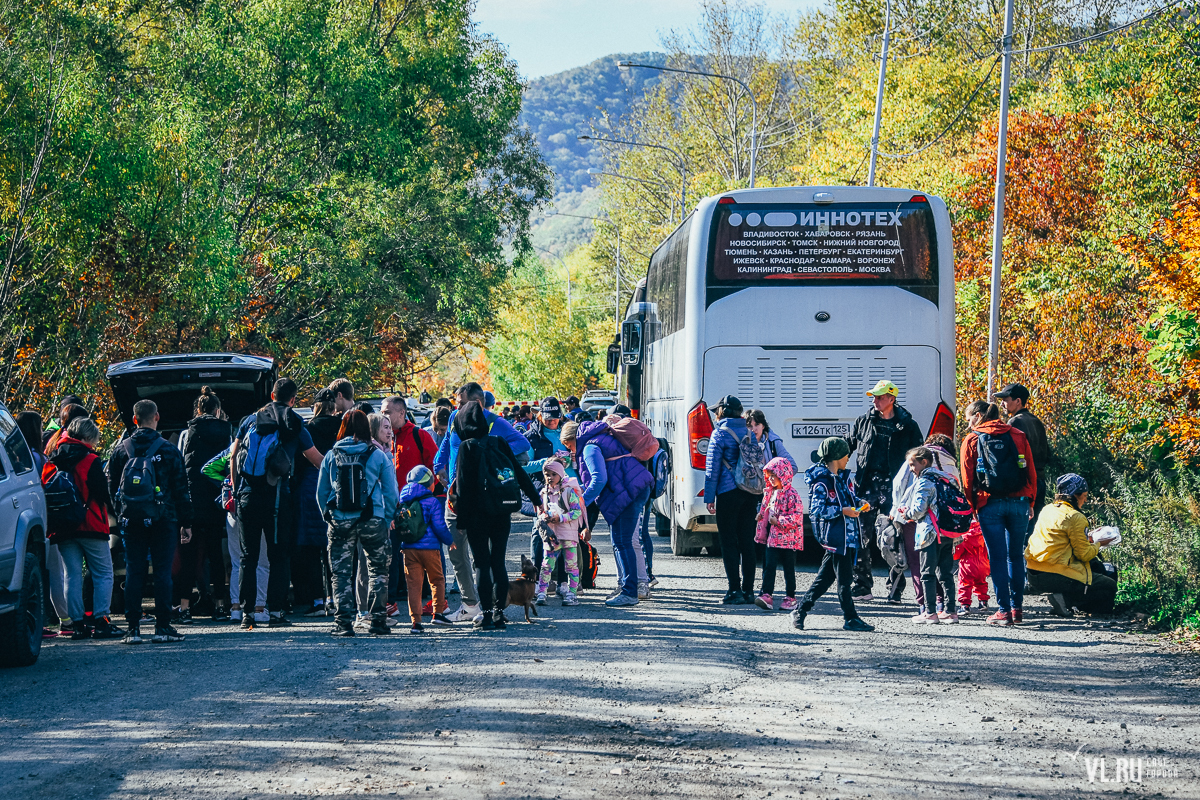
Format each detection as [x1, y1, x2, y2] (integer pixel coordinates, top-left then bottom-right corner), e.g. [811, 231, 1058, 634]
[986, 0, 1015, 398]
[867, 0, 892, 187]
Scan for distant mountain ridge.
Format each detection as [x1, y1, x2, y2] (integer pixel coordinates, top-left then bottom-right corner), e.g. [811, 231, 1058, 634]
[522, 52, 666, 255]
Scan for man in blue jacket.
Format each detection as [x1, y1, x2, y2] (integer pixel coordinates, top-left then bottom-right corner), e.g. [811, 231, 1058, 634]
[433, 382, 532, 622]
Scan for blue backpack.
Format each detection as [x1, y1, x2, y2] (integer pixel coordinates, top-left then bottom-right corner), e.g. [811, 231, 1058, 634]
[242, 426, 293, 486]
[648, 438, 671, 499]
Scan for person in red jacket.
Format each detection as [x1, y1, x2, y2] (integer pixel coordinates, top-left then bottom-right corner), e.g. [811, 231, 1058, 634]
[959, 400, 1037, 627]
[381, 396, 438, 614]
[43, 417, 123, 640]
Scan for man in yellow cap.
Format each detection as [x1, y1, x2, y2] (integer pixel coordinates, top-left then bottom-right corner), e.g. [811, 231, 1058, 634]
[845, 380, 925, 603]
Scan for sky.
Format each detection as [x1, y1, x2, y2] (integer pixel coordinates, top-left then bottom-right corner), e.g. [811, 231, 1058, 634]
[473, 0, 817, 79]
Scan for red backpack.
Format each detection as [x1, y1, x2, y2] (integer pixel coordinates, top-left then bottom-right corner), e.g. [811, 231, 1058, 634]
[605, 416, 660, 462]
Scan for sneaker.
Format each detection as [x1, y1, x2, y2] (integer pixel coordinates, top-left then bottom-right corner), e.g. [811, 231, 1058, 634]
[754, 593, 774, 611]
[547, 581, 558, 597]
[211, 608, 231, 622]
[938, 611, 960, 624]
[843, 617, 875, 632]
[738, 591, 756, 605]
[92, 618, 125, 639]
[123, 626, 143, 645]
[852, 593, 874, 603]
[42, 627, 60, 639]
[152, 625, 185, 643]
[368, 620, 391, 636]
[492, 609, 507, 630]
[911, 612, 940, 624]
[449, 603, 481, 623]
[637, 582, 650, 600]
[1012, 608, 1024, 625]
[304, 604, 329, 617]
[386, 602, 400, 618]
[605, 593, 639, 607]
[240, 611, 254, 629]
[958, 603, 973, 615]
[791, 609, 807, 630]
[648, 577, 660, 588]
[1047, 593, 1073, 618]
[353, 615, 371, 631]
[475, 612, 496, 631]
[561, 592, 579, 607]
[986, 610, 1014, 627]
[330, 625, 355, 637]
[720, 591, 740, 605]
[431, 613, 453, 626]
[422, 600, 433, 617]
[253, 611, 270, 627]
[409, 623, 425, 635]
[68, 620, 92, 640]
[780, 596, 798, 612]
[267, 613, 292, 628]
[535, 592, 548, 606]
[886, 597, 904, 605]
[174, 607, 193, 625]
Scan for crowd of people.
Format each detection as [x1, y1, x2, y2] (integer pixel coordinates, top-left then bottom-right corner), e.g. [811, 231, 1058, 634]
[16, 374, 1117, 647]
[703, 381, 1119, 633]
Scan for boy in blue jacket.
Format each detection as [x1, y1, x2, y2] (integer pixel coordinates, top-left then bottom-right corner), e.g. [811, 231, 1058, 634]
[794, 437, 876, 633]
[398, 466, 455, 633]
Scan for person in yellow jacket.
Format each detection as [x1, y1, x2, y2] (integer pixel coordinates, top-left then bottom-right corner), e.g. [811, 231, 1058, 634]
[1025, 474, 1118, 616]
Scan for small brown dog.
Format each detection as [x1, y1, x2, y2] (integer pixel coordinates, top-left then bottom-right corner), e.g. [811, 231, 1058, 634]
[505, 554, 539, 622]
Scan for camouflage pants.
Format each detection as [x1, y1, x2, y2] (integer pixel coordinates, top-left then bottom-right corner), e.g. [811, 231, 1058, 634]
[328, 516, 391, 626]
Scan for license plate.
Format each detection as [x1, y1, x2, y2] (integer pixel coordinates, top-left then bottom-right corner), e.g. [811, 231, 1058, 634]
[791, 422, 851, 438]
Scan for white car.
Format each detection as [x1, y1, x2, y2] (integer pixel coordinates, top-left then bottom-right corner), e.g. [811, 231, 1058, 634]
[0, 401, 47, 667]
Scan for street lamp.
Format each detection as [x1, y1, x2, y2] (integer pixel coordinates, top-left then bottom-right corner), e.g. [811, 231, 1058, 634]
[617, 59, 758, 188]
[586, 168, 677, 222]
[577, 134, 687, 213]
[546, 210, 623, 332]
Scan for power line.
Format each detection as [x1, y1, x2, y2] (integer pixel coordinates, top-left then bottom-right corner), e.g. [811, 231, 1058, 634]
[1008, 0, 1187, 55]
[874, 56, 1001, 159]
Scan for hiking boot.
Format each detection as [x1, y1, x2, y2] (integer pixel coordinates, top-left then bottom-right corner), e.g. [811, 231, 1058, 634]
[267, 613, 292, 628]
[605, 593, 639, 607]
[791, 609, 807, 630]
[449, 603, 481, 623]
[535, 592, 548, 606]
[754, 593, 774, 611]
[843, 617, 875, 632]
[330, 624, 355, 637]
[492, 609, 507, 630]
[720, 591, 740, 605]
[369, 619, 391, 636]
[780, 596, 798, 612]
[91, 617, 125, 640]
[1011, 608, 1024, 625]
[431, 613, 453, 626]
[409, 623, 425, 635]
[986, 610, 1014, 627]
[123, 625, 143, 645]
[1047, 593, 1073, 618]
[152, 625, 185, 643]
[475, 612, 495, 631]
[68, 620, 92, 640]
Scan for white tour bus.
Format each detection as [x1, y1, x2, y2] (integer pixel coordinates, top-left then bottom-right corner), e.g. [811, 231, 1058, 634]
[626, 186, 957, 556]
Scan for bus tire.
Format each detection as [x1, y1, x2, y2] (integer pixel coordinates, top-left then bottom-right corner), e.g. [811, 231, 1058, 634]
[654, 511, 672, 537]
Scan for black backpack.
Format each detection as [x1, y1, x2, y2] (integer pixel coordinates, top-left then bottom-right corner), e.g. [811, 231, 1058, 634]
[578, 540, 600, 589]
[475, 436, 522, 516]
[116, 438, 167, 524]
[43, 462, 86, 535]
[327, 444, 375, 519]
[395, 497, 427, 545]
[929, 475, 974, 535]
[974, 431, 1025, 496]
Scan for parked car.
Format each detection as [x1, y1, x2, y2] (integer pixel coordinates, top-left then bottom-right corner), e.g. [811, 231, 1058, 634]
[0, 401, 47, 667]
[580, 389, 618, 417]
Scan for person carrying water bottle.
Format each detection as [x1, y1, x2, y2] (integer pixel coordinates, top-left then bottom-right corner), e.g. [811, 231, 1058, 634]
[703, 395, 765, 605]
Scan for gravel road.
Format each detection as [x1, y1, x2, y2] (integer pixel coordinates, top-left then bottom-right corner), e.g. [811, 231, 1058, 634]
[3, 520, 1197, 799]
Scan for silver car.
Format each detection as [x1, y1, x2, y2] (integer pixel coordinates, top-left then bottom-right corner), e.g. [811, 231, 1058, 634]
[0, 402, 47, 667]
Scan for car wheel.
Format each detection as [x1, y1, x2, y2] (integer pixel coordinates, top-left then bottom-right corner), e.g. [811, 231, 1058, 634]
[0, 553, 44, 668]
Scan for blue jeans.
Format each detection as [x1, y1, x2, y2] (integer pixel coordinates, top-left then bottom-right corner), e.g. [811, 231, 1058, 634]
[607, 486, 652, 598]
[977, 496, 1031, 612]
[638, 500, 655, 580]
[59, 537, 114, 621]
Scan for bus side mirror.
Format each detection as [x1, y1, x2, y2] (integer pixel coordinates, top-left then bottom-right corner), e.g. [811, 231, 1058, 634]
[621, 321, 642, 366]
[606, 343, 621, 375]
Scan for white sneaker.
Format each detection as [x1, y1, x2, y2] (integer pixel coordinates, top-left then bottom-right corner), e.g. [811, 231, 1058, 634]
[605, 593, 639, 607]
[561, 592, 580, 606]
[535, 592, 548, 606]
[353, 614, 371, 630]
[448, 603, 481, 623]
[252, 611, 270, 625]
[637, 582, 650, 600]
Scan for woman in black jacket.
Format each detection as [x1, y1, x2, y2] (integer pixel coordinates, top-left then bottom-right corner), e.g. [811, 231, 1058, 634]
[294, 389, 343, 616]
[449, 402, 541, 631]
[177, 387, 233, 622]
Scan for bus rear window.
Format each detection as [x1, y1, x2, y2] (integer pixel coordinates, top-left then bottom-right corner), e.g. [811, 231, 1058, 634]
[707, 202, 938, 286]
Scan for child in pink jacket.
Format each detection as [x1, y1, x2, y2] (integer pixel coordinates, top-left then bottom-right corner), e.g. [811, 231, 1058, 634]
[754, 457, 805, 612]
[954, 518, 991, 612]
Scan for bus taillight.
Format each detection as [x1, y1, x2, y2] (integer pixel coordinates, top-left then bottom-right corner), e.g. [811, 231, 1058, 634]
[688, 400, 714, 470]
[930, 402, 955, 439]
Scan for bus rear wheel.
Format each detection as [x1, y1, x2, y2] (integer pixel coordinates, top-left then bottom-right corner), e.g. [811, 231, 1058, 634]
[670, 524, 703, 557]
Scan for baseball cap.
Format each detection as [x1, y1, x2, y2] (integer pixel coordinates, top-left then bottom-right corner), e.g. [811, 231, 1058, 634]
[994, 383, 1030, 402]
[709, 395, 743, 415]
[866, 380, 899, 397]
[483, 391, 495, 409]
[540, 397, 562, 419]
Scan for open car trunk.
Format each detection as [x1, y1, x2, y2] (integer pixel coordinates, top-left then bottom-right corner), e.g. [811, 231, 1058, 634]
[107, 353, 277, 436]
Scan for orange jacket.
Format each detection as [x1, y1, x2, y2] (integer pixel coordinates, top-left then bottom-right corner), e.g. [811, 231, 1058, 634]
[959, 421, 1037, 513]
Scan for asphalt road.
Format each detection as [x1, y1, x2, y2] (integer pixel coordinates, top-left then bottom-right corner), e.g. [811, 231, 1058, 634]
[3, 519, 1197, 799]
